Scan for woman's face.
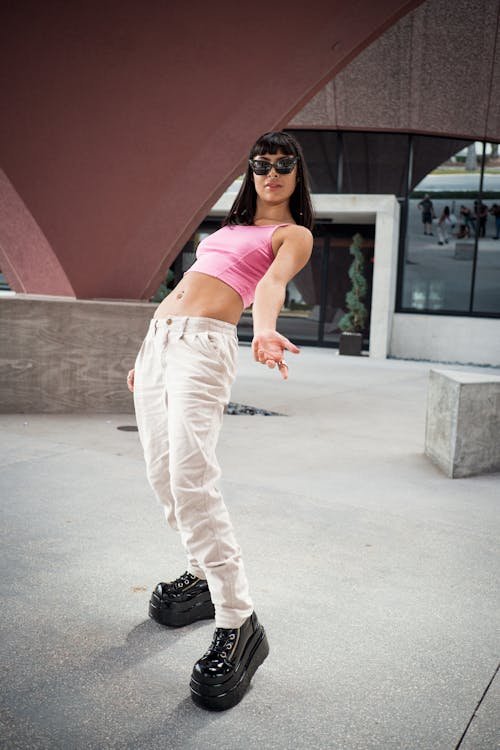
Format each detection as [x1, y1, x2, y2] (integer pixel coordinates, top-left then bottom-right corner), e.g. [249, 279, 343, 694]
[251, 150, 298, 206]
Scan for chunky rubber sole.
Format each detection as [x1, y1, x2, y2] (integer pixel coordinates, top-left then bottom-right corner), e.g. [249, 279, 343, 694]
[190, 626, 269, 710]
[148, 591, 215, 628]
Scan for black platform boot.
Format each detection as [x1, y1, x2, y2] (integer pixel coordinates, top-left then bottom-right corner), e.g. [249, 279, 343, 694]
[148, 571, 215, 628]
[190, 611, 269, 710]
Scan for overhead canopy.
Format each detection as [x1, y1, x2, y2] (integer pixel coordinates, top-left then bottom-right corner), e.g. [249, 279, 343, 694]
[3, 0, 498, 300]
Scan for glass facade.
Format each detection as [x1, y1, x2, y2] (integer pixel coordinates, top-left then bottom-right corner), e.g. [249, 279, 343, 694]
[402, 137, 478, 313]
[153, 130, 500, 348]
[401, 138, 500, 315]
[293, 129, 499, 316]
[474, 142, 500, 314]
[342, 132, 409, 196]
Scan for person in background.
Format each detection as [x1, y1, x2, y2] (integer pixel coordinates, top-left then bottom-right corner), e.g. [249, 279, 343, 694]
[437, 205, 452, 245]
[417, 193, 435, 235]
[476, 201, 488, 237]
[489, 203, 500, 239]
[459, 205, 475, 238]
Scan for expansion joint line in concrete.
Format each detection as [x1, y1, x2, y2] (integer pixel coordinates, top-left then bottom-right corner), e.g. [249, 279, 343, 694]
[453, 662, 499, 749]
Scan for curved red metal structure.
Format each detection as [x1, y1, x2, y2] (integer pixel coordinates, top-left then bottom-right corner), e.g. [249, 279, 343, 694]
[0, 0, 428, 299]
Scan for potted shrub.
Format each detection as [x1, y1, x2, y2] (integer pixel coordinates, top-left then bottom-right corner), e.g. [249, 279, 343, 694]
[338, 233, 367, 356]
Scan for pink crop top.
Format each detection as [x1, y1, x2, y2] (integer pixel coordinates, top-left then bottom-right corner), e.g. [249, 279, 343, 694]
[185, 223, 290, 307]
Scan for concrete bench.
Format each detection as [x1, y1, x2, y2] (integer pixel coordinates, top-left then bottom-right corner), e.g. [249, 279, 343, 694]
[425, 369, 500, 478]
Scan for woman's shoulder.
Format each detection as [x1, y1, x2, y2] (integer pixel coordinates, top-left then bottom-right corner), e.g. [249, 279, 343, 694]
[277, 224, 314, 245]
[271, 224, 313, 259]
[225, 221, 313, 248]
[281, 223, 313, 236]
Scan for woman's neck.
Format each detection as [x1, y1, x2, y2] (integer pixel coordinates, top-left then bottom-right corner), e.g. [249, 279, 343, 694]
[254, 200, 293, 226]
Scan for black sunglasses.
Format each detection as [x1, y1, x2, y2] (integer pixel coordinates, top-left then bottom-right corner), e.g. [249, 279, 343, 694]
[248, 156, 298, 175]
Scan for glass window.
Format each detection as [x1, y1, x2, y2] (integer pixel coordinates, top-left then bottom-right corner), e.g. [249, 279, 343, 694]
[287, 130, 338, 194]
[400, 136, 479, 313]
[342, 133, 409, 196]
[473, 142, 500, 314]
[319, 224, 375, 345]
[0, 271, 11, 291]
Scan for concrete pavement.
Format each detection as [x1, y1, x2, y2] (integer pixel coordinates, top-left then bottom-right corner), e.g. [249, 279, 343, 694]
[1, 347, 499, 749]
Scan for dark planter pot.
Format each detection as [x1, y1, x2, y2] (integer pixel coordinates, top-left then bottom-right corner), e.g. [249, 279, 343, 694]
[339, 332, 363, 356]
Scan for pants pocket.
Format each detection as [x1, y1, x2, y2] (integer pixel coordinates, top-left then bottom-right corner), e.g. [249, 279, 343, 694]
[182, 331, 222, 358]
[181, 331, 238, 382]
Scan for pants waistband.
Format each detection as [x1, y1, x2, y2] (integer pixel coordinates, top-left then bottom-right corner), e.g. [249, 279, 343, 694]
[149, 315, 237, 336]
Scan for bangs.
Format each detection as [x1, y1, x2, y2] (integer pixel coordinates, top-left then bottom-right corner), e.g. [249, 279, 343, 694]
[250, 131, 299, 158]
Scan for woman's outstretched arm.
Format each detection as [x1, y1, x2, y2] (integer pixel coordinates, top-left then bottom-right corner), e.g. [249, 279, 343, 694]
[252, 225, 313, 379]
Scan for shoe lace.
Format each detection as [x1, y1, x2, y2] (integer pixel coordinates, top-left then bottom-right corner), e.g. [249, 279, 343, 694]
[207, 628, 238, 659]
[164, 571, 197, 592]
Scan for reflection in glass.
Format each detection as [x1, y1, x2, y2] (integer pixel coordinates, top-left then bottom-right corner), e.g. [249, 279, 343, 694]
[473, 143, 500, 313]
[286, 130, 338, 193]
[342, 133, 409, 195]
[320, 227, 374, 344]
[401, 137, 479, 313]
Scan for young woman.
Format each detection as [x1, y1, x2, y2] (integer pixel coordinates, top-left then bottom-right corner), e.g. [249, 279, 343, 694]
[127, 131, 314, 710]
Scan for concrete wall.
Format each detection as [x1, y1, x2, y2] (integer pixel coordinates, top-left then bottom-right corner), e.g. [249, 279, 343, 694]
[290, 0, 500, 142]
[0, 295, 156, 413]
[390, 313, 500, 366]
[2, 291, 498, 415]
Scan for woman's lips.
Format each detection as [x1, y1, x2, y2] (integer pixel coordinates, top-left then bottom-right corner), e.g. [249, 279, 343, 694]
[265, 183, 282, 189]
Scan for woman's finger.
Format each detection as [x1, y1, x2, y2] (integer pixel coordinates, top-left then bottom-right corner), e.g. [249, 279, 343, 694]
[278, 361, 289, 380]
[282, 337, 300, 354]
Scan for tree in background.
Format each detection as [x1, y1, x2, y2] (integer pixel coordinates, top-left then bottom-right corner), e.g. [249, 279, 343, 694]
[339, 233, 367, 334]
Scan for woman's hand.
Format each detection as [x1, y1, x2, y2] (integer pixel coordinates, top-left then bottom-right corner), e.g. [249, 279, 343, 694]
[252, 329, 299, 380]
[127, 368, 135, 393]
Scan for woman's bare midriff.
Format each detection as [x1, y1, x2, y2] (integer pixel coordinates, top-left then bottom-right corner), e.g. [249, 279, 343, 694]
[153, 272, 244, 325]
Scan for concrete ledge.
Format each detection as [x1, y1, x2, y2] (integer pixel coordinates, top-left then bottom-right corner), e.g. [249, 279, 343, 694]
[425, 369, 500, 478]
[390, 314, 500, 366]
[0, 295, 157, 413]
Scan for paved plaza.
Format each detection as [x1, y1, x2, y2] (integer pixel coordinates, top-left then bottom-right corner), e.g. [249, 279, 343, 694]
[1, 347, 499, 749]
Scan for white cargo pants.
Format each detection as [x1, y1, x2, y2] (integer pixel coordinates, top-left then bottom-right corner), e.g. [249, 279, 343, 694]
[133, 316, 253, 628]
